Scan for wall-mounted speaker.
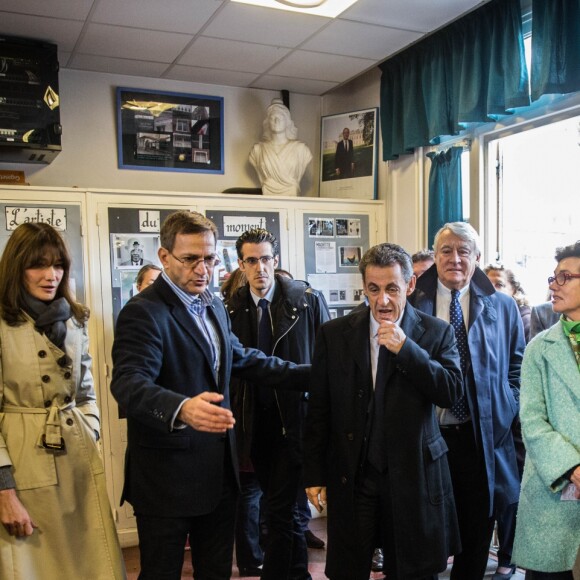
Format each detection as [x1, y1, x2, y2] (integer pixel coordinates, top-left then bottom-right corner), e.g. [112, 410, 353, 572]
[0, 35, 61, 164]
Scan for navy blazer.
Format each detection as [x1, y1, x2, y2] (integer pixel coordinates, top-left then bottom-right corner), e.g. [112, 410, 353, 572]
[410, 264, 526, 514]
[304, 303, 462, 578]
[111, 276, 309, 517]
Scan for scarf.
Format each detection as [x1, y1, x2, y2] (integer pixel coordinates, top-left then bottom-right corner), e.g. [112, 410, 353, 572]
[561, 317, 580, 371]
[22, 294, 72, 349]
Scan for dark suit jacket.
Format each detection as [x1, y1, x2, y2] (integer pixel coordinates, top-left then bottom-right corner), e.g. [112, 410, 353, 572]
[226, 275, 330, 465]
[530, 301, 559, 339]
[303, 304, 462, 579]
[410, 265, 525, 514]
[335, 139, 354, 177]
[110, 276, 308, 517]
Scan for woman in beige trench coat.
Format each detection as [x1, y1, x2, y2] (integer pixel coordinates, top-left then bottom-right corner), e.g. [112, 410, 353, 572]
[0, 222, 125, 580]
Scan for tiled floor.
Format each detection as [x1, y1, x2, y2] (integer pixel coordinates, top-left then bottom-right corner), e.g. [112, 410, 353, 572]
[123, 516, 526, 579]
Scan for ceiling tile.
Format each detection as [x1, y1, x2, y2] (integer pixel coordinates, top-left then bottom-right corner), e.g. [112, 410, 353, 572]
[78, 23, 193, 63]
[301, 19, 422, 59]
[91, 0, 222, 35]
[268, 50, 375, 83]
[166, 65, 260, 87]
[341, 0, 482, 32]
[67, 54, 170, 78]
[0, 13, 84, 52]
[179, 37, 290, 74]
[250, 74, 338, 96]
[202, 2, 328, 47]
[0, 0, 93, 20]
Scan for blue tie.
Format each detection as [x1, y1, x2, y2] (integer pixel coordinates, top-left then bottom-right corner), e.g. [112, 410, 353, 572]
[449, 289, 470, 422]
[189, 297, 205, 316]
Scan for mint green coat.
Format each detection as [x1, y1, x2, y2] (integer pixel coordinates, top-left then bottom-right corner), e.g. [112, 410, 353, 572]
[513, 323, 580, 572]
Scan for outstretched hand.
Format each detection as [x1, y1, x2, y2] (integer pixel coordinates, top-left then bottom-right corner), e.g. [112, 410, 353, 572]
[177, 392, 235, 433]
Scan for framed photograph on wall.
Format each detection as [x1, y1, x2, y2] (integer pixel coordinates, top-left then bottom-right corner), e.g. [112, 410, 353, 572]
[319, 107, 378, 199]
[116, 87, 224, 174]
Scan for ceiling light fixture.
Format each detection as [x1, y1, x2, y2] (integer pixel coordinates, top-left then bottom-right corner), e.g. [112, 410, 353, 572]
[231, 0, 359, 18]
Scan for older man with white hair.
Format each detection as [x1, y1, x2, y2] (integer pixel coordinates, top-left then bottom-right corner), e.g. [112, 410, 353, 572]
[410, 222, 525, 580]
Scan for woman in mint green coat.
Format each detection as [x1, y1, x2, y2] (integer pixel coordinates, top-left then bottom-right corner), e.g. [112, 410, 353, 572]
[513, 241, 580, 579]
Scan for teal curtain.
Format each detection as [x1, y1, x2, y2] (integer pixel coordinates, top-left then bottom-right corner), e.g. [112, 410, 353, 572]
[531, 0, 580, 101]
[380, 0, 529, 160]
[427, 147, 463, 248]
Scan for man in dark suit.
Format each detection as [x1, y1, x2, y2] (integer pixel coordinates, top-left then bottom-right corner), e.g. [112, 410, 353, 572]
[227, 228, 330, 580]
[410, 222, 525, 580]
[110, 210, 309, 580]
[304, 242, 462, 580]
[334, 127, 354, 178]
[530, 300, 559, 338]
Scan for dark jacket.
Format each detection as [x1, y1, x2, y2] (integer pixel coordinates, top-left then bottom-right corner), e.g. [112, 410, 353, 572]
[110, 276, 309, 517]
[410, 264, 525, 514]
[226, 274, 330, 465]
[303, 303, 462, 579]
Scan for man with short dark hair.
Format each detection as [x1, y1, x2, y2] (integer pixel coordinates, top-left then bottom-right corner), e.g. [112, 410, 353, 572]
[304, 242, 462, 580]
[410, 222, 525, 580]
[111, 211, 309, 580]
[226, 228, 330, 580]
[412, 249, 435, 278]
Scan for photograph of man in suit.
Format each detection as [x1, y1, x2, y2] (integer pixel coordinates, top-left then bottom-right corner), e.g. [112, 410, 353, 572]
[304, 242, 462, 580]
[334, 127, 354, 179]
[110, 210, 309, 580]
[410, 222, 525, 580]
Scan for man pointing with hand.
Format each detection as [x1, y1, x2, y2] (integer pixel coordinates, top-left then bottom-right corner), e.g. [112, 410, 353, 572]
[111, 210, 309, 579]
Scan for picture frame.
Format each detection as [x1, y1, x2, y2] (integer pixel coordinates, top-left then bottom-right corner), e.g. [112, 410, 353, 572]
[116, 87, 224, 174]
[319, 107, 378, 200]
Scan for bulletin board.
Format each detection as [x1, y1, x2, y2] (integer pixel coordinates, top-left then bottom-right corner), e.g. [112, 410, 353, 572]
[303, 212, 370, 318]
[108, 207, 171, 324]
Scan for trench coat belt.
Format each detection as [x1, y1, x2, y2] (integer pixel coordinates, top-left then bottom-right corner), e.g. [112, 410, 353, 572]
[2, 400, 76, 450]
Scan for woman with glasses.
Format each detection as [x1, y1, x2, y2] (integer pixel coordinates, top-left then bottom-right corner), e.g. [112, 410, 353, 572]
[513, 241, 580, 579]
[0, 223, 125, 580]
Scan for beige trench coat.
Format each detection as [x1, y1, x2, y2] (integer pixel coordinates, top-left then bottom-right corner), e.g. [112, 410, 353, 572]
[0, 315, 125, 580]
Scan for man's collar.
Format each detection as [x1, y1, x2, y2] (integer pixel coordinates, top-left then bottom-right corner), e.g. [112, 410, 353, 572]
[249, 280, 276, 306]
[437, 278, 469, 299]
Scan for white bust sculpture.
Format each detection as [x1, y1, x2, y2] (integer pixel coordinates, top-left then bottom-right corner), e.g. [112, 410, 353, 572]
[249, 99, 312, 196]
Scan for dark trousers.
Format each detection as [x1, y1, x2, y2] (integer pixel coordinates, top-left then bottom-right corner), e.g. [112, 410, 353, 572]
[496, 501, 518, 567]
[496, 418, 524, 567]
[441, 423, 495, 580]
[351, 462, 438, 580]
[252, 411, 311, 580]
[135, 470, 238, 580]
[235, 470, 264, 570]
[295, 487, 311, 533]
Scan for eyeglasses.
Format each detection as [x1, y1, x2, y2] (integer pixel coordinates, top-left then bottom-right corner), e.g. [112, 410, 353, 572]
[548, 272, 580, 286]
[170, 252, 220, 269]
[241, 256, 275, 267]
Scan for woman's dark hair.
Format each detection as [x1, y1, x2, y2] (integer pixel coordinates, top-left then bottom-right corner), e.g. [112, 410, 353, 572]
[0, 223, 89, 326]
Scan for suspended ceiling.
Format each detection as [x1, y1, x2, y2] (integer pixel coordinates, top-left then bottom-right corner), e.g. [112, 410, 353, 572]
[0, 0, 486, 95]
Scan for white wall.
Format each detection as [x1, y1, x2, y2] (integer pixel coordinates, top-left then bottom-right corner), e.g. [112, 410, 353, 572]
[0, 69, 322, 196]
